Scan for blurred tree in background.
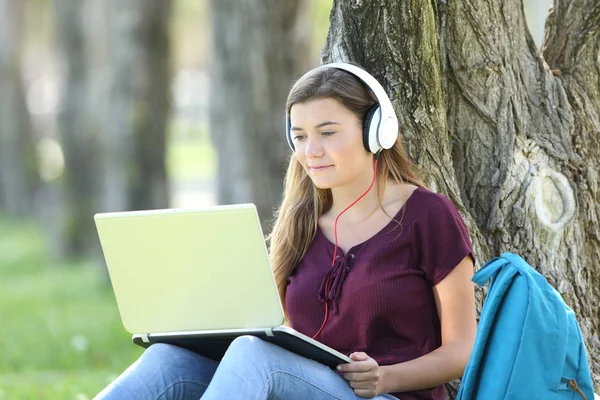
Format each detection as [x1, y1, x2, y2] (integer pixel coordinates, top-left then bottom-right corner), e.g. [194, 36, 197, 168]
[0, 1, 330, 397]
[101, 0, 171, 213]
[0, 0, 39, 217]
[0, 0, 330, 260]
[52, 0, 101, 258]
[209, 0, 312, 228]
[52, 0, 171, 259]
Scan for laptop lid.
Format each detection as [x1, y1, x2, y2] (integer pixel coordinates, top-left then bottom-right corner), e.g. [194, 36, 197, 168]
[94, 204, 285, 335]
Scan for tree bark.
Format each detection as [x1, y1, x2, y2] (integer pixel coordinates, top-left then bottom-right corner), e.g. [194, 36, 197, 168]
[0, 0, 39, 217]
[208, 0, 312, 230]
[323, 0, 599, 395]
[101, 0, 171, 214]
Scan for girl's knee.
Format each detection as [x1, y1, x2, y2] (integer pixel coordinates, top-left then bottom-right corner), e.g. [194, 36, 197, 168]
[144, 342, 183, 359]
[141, 343, 218, 385]
[224, 336, 298, 371]
[142, 343, 204, 370]
[228, 335, 270, 356]
[222, 335, 280, 366]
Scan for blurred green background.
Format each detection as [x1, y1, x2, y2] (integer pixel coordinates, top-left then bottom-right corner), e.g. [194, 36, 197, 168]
[0, 213, 141, 399]
[0, 1, 334, 398]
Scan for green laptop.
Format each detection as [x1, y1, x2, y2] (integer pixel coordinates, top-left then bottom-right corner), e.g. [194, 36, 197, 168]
[94, 203, 351, 369]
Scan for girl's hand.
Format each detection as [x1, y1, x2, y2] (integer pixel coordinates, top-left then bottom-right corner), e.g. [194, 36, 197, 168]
[338, 352, 385, 398]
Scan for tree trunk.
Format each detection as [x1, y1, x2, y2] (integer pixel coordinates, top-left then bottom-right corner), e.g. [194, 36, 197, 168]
[101, 0, 171, 213]
[0, 0, 39, 217]
[323, 0, 600, 395]
[52, 0, 171, 259]
[208, 0, 312, 230]
[54, 0, 102, 257]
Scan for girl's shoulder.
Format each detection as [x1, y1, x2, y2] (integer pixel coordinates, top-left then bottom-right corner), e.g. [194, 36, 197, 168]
[408, 186, 461, 215]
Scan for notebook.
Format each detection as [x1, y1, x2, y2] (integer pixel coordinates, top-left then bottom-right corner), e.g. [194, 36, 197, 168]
[94, 203, 351, 369]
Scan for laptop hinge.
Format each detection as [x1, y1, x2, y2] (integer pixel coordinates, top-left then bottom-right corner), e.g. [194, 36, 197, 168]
[140, 333, 150, 343]
[264, 329, 274, 337]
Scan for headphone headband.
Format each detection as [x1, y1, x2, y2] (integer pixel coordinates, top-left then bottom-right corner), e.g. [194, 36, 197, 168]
[286, 62, 399, 153]
[321, 63, 395, 121]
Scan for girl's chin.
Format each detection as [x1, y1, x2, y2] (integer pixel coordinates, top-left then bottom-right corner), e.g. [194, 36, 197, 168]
[309, 178, 334, 190]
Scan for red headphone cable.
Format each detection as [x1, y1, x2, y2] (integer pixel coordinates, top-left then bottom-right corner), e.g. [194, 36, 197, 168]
[311, 154, 380, 340]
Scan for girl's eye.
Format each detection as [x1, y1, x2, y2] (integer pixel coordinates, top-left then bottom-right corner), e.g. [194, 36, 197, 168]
[293, 135, 305, 141]
[322, 131, 335, 136]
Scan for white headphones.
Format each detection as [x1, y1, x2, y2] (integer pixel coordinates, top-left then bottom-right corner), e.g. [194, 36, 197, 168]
[286, 62, 399, 154]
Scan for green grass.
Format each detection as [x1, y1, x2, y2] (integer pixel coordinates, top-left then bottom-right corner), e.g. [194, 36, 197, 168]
[0, 214, 143, 399]
[0, 370, 121, 400]
[0, 121, 215, 399]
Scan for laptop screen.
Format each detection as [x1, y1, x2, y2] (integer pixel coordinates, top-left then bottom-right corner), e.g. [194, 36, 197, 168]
[94, 204, 284, 334]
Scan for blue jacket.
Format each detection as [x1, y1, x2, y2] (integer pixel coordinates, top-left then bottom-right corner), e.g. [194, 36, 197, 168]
[457, 252, 595, 399]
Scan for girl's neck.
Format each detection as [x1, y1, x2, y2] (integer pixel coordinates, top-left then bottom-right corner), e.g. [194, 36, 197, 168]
[329, 181, 383, 222]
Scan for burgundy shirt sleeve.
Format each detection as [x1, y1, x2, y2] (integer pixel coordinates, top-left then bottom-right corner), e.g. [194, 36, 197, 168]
[417, 193, 475, 285]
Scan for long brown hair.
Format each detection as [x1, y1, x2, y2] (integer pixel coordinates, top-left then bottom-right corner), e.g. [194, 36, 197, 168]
[268, 66, 425, 312]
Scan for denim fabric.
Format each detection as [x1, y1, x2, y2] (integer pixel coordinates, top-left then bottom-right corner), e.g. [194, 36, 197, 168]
[95, 336, 399, 400]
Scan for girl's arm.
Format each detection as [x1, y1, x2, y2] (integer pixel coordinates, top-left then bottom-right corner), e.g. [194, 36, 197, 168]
[380, 255, 477, 393]
[339, 255, 477, 397]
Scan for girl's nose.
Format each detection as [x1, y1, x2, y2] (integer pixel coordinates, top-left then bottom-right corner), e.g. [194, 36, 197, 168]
[305, 137, 324, 157]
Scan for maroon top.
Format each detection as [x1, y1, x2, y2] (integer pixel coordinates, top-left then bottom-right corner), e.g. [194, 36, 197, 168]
[286, 187, 475, 400]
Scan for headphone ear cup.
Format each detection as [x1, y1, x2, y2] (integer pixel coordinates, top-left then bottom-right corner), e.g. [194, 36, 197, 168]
[363, 105, 381, 153]
[285, 114, 294, 151]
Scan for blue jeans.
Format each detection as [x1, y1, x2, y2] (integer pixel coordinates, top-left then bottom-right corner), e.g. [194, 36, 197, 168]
[95, 336, 399, 400]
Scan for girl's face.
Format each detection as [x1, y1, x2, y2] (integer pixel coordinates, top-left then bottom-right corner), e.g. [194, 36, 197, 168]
[289, 97, 373, 190]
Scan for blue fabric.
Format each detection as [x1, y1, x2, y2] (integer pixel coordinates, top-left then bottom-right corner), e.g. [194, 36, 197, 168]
[458, 253, 595, 399]
[96, 336, 399, 400]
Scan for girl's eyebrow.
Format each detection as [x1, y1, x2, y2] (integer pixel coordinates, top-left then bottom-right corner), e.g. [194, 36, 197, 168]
[290, 121, 342, 131]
